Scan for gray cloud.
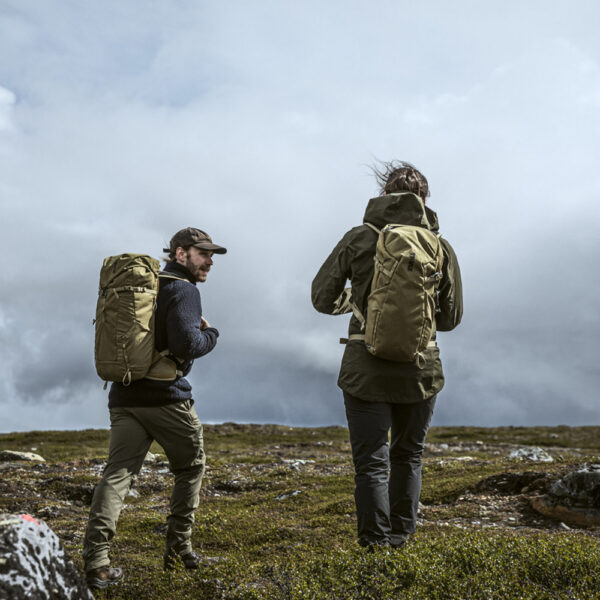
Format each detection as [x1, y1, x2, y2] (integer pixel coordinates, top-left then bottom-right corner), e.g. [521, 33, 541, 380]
[1, 1, 599, 431]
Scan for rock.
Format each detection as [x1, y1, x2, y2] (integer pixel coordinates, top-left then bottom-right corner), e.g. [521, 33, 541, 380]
[144, 452, 156, 463]
[281, 459, 315, 470]
[0, 513, 93, 599]
[530, 496, 600, 528]
[275, 490, 302, 501]
[548, 464, 600, 508]
[530, 465, 600, 528]
[0, 451, 45, 463]
[508, 447, 553, 462]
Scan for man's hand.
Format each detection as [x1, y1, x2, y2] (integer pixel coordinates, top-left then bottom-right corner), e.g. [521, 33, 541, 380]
[200, 317, 211, 330]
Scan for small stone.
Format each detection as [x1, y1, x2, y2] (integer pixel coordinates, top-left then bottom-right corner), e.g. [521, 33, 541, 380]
[144, 452, 156, 463]
[127, 488, 140, 498]
[275, 490, 302, 501]
[559, 522, 571, 530]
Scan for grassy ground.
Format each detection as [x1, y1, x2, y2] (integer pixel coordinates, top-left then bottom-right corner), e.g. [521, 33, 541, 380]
[1, 424, 599, 599]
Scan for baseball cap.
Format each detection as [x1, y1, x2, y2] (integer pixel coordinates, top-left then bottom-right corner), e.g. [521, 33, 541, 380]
[163, 227, 227, 255]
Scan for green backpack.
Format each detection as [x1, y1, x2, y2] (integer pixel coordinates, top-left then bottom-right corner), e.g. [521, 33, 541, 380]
[94, 254, 186, 386]
[349, 223, 444, 366]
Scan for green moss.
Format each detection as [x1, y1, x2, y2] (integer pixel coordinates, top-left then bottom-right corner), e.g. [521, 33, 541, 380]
[2, 425, 599, 599]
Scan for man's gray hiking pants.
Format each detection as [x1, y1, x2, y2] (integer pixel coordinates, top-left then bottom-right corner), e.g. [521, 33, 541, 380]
[344, 392, 436, 547]
[83, 399, 205, 572]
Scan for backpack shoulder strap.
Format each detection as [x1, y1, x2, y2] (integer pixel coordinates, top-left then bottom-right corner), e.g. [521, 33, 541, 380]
[159, 271, 189, 282]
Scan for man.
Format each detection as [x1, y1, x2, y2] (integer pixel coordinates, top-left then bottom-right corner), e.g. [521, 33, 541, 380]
[83, 227, 226, 588]
[311, 161, 462, 549]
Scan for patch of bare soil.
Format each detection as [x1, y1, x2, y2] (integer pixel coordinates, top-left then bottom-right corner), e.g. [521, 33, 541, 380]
[419, 467, 600, 537]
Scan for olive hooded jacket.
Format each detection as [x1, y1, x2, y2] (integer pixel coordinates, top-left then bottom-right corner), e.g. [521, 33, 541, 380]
[311, 192, 463, 404]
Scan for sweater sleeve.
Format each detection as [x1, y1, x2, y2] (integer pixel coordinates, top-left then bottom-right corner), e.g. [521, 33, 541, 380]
[166, 282, 219, 360]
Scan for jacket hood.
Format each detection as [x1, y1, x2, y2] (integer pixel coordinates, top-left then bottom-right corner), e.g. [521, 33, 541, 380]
[363, 192, 439, 232]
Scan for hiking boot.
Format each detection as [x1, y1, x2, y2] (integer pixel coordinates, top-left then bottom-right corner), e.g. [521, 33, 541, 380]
[359, 539, 390, 552]
[390, 534, 409, 549]
[86, 566, 124, 589]
[163, 550, 201, 570]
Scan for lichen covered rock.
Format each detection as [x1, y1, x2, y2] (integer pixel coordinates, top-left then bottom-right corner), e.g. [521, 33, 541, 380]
[508, 446, 553, 463]
[0, 513, 93, 600]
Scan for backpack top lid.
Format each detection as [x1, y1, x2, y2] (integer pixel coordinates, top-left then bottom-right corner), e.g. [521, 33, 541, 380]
[363, 192, 439, 232]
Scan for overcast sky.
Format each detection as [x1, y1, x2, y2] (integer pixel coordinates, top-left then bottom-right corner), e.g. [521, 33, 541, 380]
[1, 1, 599, 432]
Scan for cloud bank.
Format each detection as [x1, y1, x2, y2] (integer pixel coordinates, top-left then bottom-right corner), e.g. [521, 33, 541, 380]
[1, 1, 599, 431]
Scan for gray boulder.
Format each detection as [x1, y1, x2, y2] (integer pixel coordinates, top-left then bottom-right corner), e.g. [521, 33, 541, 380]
[0, 513, 93, 599]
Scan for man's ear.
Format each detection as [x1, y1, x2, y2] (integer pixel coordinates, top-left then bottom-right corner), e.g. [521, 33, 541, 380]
[175, 246, 187, 262]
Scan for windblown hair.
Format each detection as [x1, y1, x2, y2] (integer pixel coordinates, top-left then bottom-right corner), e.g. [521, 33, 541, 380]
[372, 160, 430, 201]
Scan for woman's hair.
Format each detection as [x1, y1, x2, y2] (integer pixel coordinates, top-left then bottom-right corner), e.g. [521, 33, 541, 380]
[371, 160, 430, 201]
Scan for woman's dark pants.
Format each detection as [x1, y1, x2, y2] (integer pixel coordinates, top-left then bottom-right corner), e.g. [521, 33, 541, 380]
[344, 391, 436, 547]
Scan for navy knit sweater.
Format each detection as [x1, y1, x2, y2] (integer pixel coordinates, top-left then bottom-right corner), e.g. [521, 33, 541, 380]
[108, 261, 219, 408]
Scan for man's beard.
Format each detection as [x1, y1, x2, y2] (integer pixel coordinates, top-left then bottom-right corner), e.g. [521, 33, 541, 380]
[185, 257, 207, 282]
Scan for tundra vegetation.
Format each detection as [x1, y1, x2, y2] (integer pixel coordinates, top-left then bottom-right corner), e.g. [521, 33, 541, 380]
[1, 424, 599, 600]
